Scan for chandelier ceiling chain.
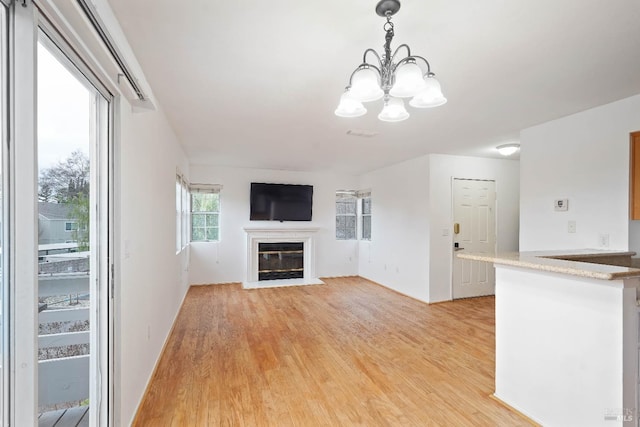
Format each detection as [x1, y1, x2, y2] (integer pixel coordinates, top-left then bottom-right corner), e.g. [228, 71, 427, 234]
[381, 13, 394, 92]
[335, 0, 447, 122]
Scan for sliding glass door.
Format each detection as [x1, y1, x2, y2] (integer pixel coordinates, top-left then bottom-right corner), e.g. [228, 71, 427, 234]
[36, 30, 113, 425]
[0, 3, 7, 426]
[8, 2, 113, 424]
[37, 37, 94, 418]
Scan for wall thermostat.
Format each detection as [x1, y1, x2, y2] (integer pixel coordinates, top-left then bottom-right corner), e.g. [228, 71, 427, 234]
[554, 199, 569, 211]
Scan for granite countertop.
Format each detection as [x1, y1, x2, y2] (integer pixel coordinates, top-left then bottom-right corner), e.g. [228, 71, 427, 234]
[456, 249, 640, 280]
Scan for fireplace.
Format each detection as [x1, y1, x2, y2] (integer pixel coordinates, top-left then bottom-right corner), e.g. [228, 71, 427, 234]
[243, 227, 324, 289]
[258, 242, 304, 281]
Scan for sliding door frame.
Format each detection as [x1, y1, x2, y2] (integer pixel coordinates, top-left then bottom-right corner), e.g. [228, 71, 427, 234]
[0, 2, 9, 427]
[10, 2, 39, 425]
[9, 1, 115, 424]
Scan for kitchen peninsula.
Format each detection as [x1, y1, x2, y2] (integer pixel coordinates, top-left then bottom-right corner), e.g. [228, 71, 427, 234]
[458, 250, 640, 427]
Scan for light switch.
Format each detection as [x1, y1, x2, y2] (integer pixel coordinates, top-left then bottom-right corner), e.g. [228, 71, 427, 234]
[555, 199, 569, 211]
[568, 221, 576, 233]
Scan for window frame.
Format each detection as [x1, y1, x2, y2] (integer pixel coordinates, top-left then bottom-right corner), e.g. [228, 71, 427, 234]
[335, 191, 357, 240]
[190, 184, 221, 243]
[176, 172, 190, 252]
[359, 191, 372, 241]
[181, 176, 189, 250]
[175, 174, 181, 253]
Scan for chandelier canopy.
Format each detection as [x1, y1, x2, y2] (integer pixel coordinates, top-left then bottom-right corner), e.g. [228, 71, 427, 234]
[335, 0, 446, 122]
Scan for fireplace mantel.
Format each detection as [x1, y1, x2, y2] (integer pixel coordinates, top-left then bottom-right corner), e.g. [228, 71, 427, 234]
[243, 226, 321, 235]
[243, 227, 324, 289]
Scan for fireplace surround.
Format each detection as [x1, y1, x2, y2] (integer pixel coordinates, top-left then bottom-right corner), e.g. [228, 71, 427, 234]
[243, 227, 324, 289]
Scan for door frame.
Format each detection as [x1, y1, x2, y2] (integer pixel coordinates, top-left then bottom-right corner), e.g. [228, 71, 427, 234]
[450, 177, 498, 299]
[9, 1, 115, 424]
[11, 3, 39, 424]
[0, 4, 8, 425]
[37, 8, 116, 424]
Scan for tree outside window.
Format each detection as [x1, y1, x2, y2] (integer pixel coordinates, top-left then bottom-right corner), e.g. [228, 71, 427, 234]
[39, 150, 90, 250]
[191, 192, 220, 241]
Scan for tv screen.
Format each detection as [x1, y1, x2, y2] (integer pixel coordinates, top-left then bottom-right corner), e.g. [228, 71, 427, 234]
[250, 183, 313, 221]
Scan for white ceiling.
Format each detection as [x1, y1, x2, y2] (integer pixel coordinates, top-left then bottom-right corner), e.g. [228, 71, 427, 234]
[107, 0, 640, 175]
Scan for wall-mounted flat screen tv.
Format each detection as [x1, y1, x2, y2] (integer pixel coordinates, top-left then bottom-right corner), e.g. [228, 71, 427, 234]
[250, 183, 313, 221]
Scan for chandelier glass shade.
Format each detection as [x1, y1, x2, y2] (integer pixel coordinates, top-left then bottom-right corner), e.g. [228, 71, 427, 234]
[334, 92, 367, 118]
[389, 61, 427, 98]
[378, 97, 409, 122]
[409, 77, 447, 108]
[349, 67, 384, 102]
[335, 0, 446, 122]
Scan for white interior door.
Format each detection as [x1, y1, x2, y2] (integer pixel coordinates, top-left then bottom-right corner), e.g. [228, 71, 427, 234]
[452, 179, 496, 299]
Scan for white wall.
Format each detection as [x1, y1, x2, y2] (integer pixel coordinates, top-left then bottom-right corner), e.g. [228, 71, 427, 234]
[188, 166, 360, 284]
[495, 266, 638, 426]
[358, 156, 431, 302]
[356, 154, 520, 303]
[520, 94, 640, 251]
[117, 99, 190, 425]
[428, 154, 520, 302]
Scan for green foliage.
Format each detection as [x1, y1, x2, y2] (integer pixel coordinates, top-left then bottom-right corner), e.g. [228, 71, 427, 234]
[70, 192, 90, 251]
[191, 193, 220, 241]
[191, 193, 219, 212]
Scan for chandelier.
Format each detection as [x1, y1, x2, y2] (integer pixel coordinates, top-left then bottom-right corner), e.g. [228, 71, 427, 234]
[334, 0, 446, 122]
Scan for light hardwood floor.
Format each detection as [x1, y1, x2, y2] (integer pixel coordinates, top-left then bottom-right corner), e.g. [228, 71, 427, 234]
[133, 277, 535, 426]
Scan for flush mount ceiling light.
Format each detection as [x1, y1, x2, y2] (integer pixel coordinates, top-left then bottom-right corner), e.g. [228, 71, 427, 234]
[334, 0, 446, 122]
[496, 143, 520, 156]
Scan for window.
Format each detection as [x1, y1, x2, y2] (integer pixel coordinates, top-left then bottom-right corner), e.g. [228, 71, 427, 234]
[336, 191, 357, 240]
[176, 174, 182, 252]
[65, 221, 78, 231]
[176, 173, 190, 252]
[191, 185, 221, 242]
[181, 176, 188, 249]
[360, 191, 372, 241]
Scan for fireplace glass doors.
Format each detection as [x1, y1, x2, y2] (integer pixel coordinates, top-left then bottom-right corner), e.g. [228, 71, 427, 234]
[258, 242, 304, 281]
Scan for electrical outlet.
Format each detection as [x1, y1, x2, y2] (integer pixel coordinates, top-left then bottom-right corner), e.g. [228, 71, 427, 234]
[568, 221, 576, 233]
